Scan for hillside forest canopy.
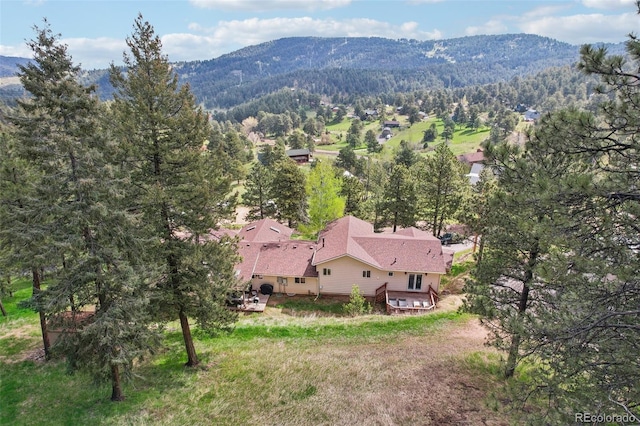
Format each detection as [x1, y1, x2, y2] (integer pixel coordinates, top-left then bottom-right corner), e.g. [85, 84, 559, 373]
[0, 8, 639, 424]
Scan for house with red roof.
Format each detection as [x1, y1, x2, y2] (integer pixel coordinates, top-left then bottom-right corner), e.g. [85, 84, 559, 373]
[235, 219, 319, 295]
[234, 216, 446, 305]
[457, 148, 485, 165]
[313, 216, 446, 298]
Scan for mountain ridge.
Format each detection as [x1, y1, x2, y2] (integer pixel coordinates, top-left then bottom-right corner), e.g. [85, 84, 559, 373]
[0, 34, 625, 109]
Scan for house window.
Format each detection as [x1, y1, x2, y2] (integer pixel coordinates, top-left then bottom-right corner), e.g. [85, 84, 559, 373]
[295, 277, 306, 284]
[388, 272, 394, 277]
[408, 274, 422, 290]
[362, 270, 371, 278]
[323, 268, 331, 276]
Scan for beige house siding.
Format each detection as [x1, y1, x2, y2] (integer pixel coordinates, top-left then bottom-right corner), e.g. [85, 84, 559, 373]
[250, 275, 319, 295]
[386, 271, 441, 294]
[317, 256, 442, 296]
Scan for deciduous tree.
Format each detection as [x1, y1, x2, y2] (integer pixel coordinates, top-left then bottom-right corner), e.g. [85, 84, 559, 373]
[301, 161, 345, 237]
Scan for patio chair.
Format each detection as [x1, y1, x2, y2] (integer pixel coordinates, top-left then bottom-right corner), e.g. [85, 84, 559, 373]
[398, 299, 408, 308]
[388, 298, 398, 307]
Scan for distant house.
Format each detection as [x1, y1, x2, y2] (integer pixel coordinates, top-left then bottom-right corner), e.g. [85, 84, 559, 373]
[465, 163, 484, 185]
[514, 103, 528, 113]
[457, 148, 485, 165]
[383, 120, 400, 128]
[524, 109, 541, 122]
[364, 109, 378, 117]
[380, 127, 393, 139]
[286, 148, 311, 164]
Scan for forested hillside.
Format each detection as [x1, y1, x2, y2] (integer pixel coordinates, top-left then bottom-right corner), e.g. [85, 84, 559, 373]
[0, 34, 624, 109]
[180, 34, 584, 108]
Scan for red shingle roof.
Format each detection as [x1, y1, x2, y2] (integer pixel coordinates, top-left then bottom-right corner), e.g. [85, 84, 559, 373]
[313, 216, 446, 274]
[457, 150, 485, 164]
[236, 240, 317, 281]
[237, 218, 294, 242]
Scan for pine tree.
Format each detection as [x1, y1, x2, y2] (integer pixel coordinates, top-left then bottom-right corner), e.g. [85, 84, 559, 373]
[335, 145, 358, 173]
[414, 143, 467, 236]
[461, 137, 562, 378]
[522, 31, 640, 417]
[394, 140, 417, 168]
[4, 22, 156, 401]
[382, 164, 416, 232]
[0, 120, 50, 350]
[270, 159, 308, 228]
[109, 15, 239, 367]
[242, 162, 276, 221]
[340, 174, 365, 217]
[365, 129, 381, 153]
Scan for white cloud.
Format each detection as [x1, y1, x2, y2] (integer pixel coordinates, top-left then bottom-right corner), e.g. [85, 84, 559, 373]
[519, 12, 637, 44]
[582, 0, 636, 10]
[521, 5, 572, 19]
[465, 19, 509, 36]
[189, 0, 351, 11]
[0, 44, 33, 59]
[2, 16, 443, 69]
[1, 37, 126, 70]
[212, 16, 442, 40]
[174, 16, 442, 61]
[62, 37, 127, 70]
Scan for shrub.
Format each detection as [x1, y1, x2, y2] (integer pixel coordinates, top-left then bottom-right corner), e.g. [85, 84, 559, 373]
[343, 285, 372, 316]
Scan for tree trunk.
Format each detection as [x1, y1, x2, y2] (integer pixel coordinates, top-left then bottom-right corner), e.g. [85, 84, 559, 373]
[5, 275, 12, 297]
[476, 236, 485, 264]
[505, 333, 521, 378]
[504, 243, 536, 378]
[32, 268, 51, 360]
[110, 364, 125, 401]
[392, 210, 398, 233]
[179, 309, 199, 367]
[0, 297, 6, 317]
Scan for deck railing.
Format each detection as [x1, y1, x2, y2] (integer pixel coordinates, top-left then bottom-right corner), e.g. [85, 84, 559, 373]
[374, 282, 388, 305]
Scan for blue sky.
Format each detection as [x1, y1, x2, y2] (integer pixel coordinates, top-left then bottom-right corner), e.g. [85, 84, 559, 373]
[1, 0, 638, 69]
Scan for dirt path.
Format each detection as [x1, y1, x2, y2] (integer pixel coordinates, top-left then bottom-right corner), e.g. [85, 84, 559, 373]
[234, 206, 249, 224]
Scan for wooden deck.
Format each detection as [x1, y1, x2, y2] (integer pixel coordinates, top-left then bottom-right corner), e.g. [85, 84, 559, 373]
[375, 283, 439, 315]
[229, 293, 271, 313]
[385, 291, 436, 314]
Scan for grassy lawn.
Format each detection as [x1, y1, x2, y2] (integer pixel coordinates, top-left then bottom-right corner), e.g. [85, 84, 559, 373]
[321, 116, 490, 158]
[1, 276, 514, 425]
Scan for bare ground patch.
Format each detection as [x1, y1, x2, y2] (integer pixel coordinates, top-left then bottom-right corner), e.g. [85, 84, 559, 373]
[194, 317, 502, 426]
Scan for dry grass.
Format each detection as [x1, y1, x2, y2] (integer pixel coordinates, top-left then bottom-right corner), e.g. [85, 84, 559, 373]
[106, 298, 507, 426]
[2, 293, 510, 426]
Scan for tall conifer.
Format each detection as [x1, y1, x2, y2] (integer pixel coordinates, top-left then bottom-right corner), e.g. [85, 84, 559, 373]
[109, 15, 239, 367]
[4, 22, 155, 401]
